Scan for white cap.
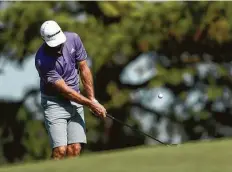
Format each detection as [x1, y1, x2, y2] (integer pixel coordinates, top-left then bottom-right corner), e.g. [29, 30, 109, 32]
[40, 20, 66, 47]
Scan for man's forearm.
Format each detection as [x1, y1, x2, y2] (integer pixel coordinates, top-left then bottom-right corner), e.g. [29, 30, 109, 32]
[54, 79, 93, 108]
[63, 87, 92, 106]
[80, 64, 95, 100]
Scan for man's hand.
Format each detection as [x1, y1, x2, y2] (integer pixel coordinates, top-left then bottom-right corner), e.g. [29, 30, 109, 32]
[89, 99, 107, 119]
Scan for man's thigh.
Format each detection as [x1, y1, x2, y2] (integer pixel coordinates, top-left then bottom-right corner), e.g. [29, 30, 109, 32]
[67, 104, 87, 145]
[44, 118, 67, 148]
[41, 96, 72, 148]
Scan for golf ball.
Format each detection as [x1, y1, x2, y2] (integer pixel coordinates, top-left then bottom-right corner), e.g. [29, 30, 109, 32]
[158, 93, 163, 99]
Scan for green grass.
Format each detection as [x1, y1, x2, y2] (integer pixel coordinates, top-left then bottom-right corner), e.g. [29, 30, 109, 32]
[1, 139, 232, 172]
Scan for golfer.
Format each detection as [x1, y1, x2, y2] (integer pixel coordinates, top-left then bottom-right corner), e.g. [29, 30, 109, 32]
[35, 20, 106, 160]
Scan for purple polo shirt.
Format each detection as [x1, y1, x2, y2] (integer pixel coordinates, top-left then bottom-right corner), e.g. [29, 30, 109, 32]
[35, 32, 87, 97]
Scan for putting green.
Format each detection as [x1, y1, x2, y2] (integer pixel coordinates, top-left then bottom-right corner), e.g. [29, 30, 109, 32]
[0, 139, 231, 172]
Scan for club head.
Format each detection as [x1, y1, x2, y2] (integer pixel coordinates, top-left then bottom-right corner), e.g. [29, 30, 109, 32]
[167, 143, 180, 147]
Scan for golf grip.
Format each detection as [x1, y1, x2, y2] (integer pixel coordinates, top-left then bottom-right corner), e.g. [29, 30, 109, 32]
[106, 113, 168, 145]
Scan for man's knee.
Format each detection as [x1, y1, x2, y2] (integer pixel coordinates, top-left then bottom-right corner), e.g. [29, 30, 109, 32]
[52, 146, 67, 159]
[67, 143, 82, 157]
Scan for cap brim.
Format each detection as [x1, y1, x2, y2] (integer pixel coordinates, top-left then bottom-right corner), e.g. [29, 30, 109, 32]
[46, 31, 66, 47]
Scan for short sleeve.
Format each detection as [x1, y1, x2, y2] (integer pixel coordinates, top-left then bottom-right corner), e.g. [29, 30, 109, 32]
[35, 58, 62, 84]
[74, 33, 87, 62]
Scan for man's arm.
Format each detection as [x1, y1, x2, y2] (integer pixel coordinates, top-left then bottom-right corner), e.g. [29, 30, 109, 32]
[73, 33, 95, 100]
[53, 79, 106, 118]
[54, 79, 93, 107]
[79, 60, 95, 100]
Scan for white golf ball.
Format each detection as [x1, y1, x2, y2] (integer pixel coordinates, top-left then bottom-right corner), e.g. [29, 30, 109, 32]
[158, 93, 163, 99]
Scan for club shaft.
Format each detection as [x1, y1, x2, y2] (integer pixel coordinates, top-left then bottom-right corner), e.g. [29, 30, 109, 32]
[106, 114, 167, 145]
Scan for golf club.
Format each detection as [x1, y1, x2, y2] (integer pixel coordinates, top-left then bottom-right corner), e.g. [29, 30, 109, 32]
[106, 113, 171, 146]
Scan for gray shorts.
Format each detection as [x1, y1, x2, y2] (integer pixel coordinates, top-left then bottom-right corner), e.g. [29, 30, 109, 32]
[40, 94, 87, 148]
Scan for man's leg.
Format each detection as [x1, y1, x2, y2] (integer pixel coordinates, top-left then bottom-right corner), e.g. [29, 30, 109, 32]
[66, 143, 82, 157]
[41, 96, 71, 160]
[66, 104, 87, 157]
[44, 117, 68, 159]
[52, 146, 67, 160]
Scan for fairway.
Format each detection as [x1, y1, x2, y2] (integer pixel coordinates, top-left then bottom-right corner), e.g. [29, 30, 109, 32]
[0, 139, 232, 172]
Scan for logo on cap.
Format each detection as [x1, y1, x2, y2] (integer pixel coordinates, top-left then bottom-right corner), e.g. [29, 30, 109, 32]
[47, 30, 61, 38]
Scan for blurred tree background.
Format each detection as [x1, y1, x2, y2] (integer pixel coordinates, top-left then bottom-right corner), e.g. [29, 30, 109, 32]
[0, 1, 232, 164]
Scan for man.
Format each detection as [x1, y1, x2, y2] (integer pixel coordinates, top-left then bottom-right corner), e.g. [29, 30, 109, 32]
[35, 20, 106, 160]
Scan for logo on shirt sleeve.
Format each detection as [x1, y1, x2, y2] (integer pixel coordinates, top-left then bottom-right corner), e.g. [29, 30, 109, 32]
[71, 48, 76, 54]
